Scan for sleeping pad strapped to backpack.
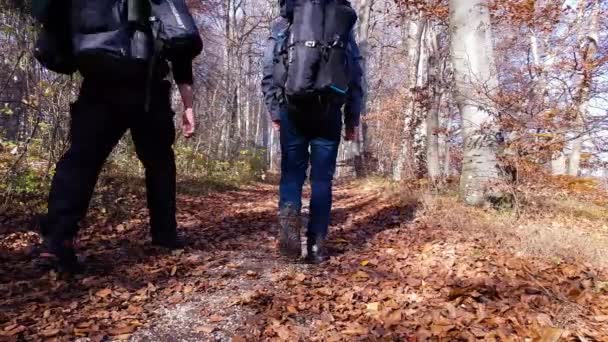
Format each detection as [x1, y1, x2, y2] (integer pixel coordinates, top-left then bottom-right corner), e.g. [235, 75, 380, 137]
[278, 0, 357, 109]
[32, 0, 202, 81]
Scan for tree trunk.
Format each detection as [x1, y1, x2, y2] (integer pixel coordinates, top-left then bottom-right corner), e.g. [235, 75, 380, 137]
[425, 22, 442, 181]
[353, 0, 374, 178]
[568, 0, 599, 177]
[393, 16, 426, 181]
[449, 0, 502, 206]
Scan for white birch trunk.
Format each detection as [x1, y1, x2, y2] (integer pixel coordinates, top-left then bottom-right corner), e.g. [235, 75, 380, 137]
[568, 0, 599, 176]
[393, 16, 425, 181]
[449, 0, 502, 205]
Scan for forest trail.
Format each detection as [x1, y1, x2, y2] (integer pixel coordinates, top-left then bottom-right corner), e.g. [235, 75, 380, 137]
[1, 182, 608, 341]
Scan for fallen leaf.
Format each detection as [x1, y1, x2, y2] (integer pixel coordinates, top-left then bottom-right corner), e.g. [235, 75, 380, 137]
[384, 310, 402, 328]
[286, 305, 298, 314]
[2, 325, 25, 336]
[366, 302, 381, 312]
[361, 260, 370, 266]
[537, 327, 565, 342]
[195, 325, 215, 334]
[95, 288, 112, 298]
[108, 325, 136, 336]
[170, 266, 177, 276]
[167, 293, 183, 305]
[275, 325, 290, 339]
[294, 273, 306, 282]
[209, 314, 224, 323]
[353, 270, 370, 281]
[40, 328, 60, 337]
[317, 288, 333, 296]
[126, 305, 143, 315]
[342, 323, 368, 335]
[593, 315, 608, 322]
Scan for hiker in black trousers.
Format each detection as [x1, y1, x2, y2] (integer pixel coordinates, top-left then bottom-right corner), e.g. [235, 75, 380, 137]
[38, 62, 196, 273]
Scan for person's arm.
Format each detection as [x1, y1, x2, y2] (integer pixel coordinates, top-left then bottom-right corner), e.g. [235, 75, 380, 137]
[261, 22, 283, 130]
[344, 31, 364, 141]
[172, 58, 196, 138]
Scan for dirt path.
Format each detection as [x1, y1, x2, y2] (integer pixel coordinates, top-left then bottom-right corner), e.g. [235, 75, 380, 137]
[1, 183, 607, 341]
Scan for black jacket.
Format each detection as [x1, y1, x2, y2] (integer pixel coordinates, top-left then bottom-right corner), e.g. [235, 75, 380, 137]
[261, 17, 364, 127]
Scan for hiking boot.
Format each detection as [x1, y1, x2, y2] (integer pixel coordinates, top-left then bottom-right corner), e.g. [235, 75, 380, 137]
[305, 235, 328, 264]
[33, 238, 83, 274]
[151, 234, 185, 250]
[278, 203, 302, 259]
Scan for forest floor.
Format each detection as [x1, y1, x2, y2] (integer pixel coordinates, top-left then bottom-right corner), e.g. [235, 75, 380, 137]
[1, 179, 608, 341]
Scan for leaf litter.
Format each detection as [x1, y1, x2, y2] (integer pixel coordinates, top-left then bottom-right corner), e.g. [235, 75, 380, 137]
[0, 183, 606, 341]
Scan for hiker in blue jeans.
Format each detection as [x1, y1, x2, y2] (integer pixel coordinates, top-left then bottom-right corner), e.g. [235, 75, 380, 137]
[262, 17, 363, 263]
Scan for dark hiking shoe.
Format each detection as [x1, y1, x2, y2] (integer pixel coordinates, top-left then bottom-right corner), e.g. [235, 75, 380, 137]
[278, 203, 302, 259]
[305, 235, 328, 264]
[33, 238, 83, 274]
[151, 235, 185, 250]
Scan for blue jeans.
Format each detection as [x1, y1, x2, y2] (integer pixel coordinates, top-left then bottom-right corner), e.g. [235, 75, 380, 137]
[279, 108, 342, 239]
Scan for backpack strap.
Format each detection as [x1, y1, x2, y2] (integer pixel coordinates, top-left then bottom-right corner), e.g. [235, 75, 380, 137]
[144, 17, 164, 113]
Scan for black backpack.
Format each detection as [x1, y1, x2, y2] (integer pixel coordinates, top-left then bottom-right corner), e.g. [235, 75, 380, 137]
[70, 0, 154, 82]
[33, 0, 202, 81]
[32, 0, 77, 75]
[278, 0, 357, 109]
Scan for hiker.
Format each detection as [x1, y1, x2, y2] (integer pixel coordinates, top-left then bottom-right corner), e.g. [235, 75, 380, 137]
[33, 0, 202, 273]
[262, 1, 363, 263]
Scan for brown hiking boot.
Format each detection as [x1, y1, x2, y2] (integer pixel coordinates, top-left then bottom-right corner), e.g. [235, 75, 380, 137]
[278, 203, 302, 259]
[305, 235, 328, 264]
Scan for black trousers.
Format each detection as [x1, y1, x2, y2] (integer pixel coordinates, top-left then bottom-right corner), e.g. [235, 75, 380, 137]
[42, 79, 177, 242]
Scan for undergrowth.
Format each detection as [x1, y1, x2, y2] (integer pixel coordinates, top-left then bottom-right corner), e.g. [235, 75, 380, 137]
[0, 142, 266, 218]
[356, 174, 608, 269]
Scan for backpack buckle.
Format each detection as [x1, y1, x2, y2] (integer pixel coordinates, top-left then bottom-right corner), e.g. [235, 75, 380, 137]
[304, 41, 317, 48]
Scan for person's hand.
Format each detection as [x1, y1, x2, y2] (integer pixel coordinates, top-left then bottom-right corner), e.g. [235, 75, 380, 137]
[345, 126, 357, 141]
[272, 120, 281, 131]
[182, 107, 196, 138]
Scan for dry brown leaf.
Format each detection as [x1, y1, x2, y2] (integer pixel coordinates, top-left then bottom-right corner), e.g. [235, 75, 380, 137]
[294, 273, 306, 282]
[209, 314, 224, 323]
[593, 315, 608, 322]
[366, 302, 381, 312]
[95, 288, 112, 298]
[195, 325, 215, 334]
[170, 266, 177, 276]
[275, 325, 291, 340]
[126, 305, 143, 315]
[183, 284, 194, 294]
[286, 306, 298, 314]
[108, 325, 136, 336]
[537, 327, 565, 342]
[384, 309, 402, 328]
[39, 328, 60, 337]
[342, 323, 368, 336]
[2, 325, 25, 336]
[167, 293, 183, 305]
[317, 288, 333, 296]
[353, 270, 370, 280]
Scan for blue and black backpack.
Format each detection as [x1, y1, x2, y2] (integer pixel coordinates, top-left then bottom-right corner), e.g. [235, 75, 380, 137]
[274, 0, 358, 110]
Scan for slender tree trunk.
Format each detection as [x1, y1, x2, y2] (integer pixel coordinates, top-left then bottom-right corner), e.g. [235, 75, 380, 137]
[353, 0, 374, 177]
[393, 16, 426, 181]
[449, 0, 502, 205]
[425, 22, 442, 181]
[568, 0, 599, 176]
